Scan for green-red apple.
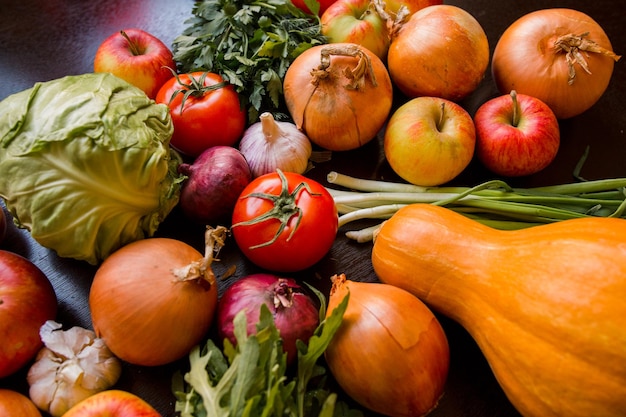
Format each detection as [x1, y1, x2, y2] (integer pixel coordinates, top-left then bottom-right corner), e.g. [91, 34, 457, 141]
[474, 90, 560, 177]
[63, 390, 161, 417]
[321, 0, 390, 60]
[384, 96, 476, 186]
[94, 28, 176, 99]
[385, 0, 442, 18]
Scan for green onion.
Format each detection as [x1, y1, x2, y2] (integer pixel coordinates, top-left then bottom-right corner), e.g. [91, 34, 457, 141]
[326, 171, 626, 242]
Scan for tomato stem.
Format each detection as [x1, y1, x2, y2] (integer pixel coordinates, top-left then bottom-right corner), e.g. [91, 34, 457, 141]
[167, 71, 228, 113]
[231, 169, 322, 249]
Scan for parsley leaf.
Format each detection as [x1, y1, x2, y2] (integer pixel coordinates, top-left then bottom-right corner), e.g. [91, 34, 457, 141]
[172, 0, 326, 123]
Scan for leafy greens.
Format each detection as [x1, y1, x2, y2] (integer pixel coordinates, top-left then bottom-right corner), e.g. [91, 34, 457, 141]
[171, 0, 326, 122]
[0, 73, 183, 264]
[173, 291, 363, 417]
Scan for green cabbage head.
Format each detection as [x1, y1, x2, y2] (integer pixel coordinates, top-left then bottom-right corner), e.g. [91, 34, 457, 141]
[0, 73, 183, 265]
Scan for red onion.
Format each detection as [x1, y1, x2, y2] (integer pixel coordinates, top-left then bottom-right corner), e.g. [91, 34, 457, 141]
[217, 273, 320, 364]
[178, 146, 252, 224]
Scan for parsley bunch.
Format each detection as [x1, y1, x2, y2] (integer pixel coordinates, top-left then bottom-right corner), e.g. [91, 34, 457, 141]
[172, 0, 326, 122]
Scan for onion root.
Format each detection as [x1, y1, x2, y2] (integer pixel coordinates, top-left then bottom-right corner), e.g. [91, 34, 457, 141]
[554, 32, 622, 85]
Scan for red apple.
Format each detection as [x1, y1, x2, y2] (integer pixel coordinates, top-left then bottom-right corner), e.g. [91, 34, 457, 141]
[384, 0, 442, 18]
[94, 28, 176, 99]
[292, 0, 338, 16]
[384, 96, 476, 186]
[63, 390, 161, 417]
[474, 90, 560, 177]
[0, 251, 57, 378]
[0, 389, 42, 417]
[321, 0, 390, 60]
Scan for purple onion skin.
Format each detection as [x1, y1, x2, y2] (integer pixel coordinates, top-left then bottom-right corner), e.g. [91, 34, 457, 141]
[178, 146, 252, 224]
[217, 273, 320, 364]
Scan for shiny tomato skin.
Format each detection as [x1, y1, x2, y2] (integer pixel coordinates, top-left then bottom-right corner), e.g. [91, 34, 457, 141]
[156, 71, 246, 158]
[231, 171, 338, 272]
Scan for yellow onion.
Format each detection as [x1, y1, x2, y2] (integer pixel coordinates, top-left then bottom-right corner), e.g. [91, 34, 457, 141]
[325, 274, 450, 417]
[89, 227, 225, 366]
[492, 8, 621, 119]
[283, 43, 393, 151]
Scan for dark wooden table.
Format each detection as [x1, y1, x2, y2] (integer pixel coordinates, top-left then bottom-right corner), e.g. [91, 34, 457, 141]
[1, 0, 624, 416]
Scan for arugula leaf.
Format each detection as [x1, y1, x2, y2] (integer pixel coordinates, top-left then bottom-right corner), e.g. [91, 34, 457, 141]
[172, 0, 326, 123]
[296, 291, 350, 417]
[173, 291, 361, 417]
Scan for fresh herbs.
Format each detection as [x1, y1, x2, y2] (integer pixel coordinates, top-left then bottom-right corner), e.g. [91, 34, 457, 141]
[172, 0, 326, 122]
[173, 290, 361, 417]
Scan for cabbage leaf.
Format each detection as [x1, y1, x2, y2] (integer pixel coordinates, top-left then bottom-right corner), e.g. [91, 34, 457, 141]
[0, 73, 183, 264]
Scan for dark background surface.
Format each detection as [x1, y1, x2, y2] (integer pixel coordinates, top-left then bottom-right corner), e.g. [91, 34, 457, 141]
[0, 0, 624, 416]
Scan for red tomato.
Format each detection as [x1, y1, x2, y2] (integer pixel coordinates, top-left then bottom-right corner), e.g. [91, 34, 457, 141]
[231, 170, 338, 272]
[156, 71, 246, 158]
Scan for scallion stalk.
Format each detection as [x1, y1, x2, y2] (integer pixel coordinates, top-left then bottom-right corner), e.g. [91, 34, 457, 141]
[326, 171, 626, 242]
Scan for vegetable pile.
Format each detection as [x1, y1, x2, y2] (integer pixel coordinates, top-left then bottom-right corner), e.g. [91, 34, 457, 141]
[1, 1, 625, 417]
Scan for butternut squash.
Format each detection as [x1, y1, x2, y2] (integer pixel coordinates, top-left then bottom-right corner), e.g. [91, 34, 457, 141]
[371, 203, 626, 417]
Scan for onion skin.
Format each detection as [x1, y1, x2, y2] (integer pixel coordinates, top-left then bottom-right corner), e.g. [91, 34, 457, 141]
[89, 237, 218, 366]
[492, 8, 621, 119]
[283, 43, 393, 151]
[178, 146, 252, 224]
[325, 274, 450, 417]
[217, 273, 319, 364]
[388, 5, 489, 101]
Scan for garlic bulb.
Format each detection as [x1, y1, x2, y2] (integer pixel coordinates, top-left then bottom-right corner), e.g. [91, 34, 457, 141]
[27, 321, 122, 417]
[239, 112, 312, 177]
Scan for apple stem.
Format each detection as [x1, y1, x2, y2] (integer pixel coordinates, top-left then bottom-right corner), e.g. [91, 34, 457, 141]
[437, 102, 445, 131]
[510, 90, 520, 127]
[120, 30, 143, 56]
